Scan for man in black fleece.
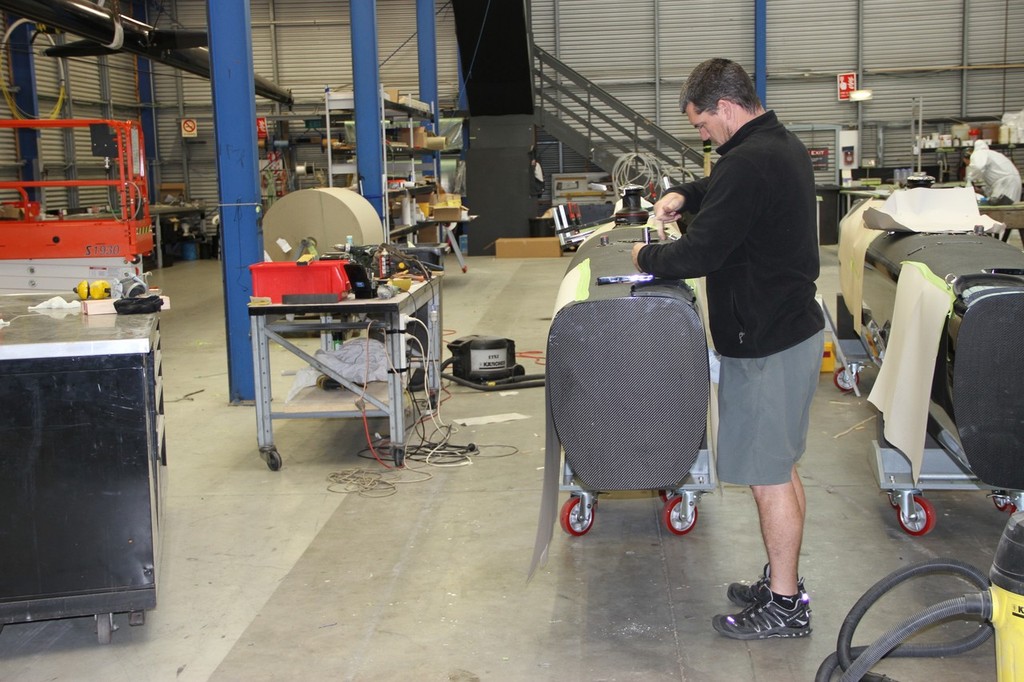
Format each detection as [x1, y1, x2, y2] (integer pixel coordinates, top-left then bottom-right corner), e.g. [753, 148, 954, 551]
[632, 58, 824, 640]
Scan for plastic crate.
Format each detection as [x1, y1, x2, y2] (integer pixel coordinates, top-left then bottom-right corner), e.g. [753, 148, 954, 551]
[249, 261, 352, 303]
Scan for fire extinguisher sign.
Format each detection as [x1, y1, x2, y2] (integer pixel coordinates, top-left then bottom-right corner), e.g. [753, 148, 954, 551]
[837, 72, 857, 101]
[256, 117, 268, 139]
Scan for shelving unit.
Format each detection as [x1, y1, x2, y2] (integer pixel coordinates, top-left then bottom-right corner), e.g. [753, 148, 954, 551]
[324, 88, 440, 241]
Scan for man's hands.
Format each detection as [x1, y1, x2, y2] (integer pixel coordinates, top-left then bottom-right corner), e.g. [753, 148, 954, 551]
[631, 242, 645, 271]
[653, 192, 685, 224]
[633, 192, 686, 269]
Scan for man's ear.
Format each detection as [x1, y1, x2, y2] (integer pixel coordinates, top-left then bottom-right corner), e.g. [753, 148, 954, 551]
[717, 99, 736, 121]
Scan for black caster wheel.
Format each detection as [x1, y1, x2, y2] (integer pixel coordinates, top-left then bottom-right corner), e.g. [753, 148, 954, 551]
[96, 613, 114, 645]
[261, 447, 282, 471]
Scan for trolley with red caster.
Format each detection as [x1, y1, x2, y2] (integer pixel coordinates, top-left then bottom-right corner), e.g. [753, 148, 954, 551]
[557, 448, 713, 538]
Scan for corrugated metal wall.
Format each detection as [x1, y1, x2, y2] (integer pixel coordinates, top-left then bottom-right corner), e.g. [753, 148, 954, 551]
[1, 1, 1021, 209]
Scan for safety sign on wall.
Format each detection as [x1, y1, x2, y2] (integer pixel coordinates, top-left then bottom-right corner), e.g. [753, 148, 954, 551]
[837, 73, 857, 101]
[256, 117, 268, 139]
[808, 147, 830, 171]
[180, 118, 198, 138]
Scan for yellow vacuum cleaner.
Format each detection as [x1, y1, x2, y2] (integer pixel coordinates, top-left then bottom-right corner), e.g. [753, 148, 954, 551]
[816, 512, 1024, 681]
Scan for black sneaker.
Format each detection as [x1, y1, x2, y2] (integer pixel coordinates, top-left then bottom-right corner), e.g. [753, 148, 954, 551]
[712, 591, 812, 640]
[727, 564, 808, 608]
[726, 563, 772, 607]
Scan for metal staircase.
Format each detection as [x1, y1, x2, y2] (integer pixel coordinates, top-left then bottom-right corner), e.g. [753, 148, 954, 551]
[532, 45, 706, 184]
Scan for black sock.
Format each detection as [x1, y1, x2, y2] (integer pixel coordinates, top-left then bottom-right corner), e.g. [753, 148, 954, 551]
[771, 591, 799, 609]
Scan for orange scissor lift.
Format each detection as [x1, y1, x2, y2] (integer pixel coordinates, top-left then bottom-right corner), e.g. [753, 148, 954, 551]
[0, 118, 152, 259]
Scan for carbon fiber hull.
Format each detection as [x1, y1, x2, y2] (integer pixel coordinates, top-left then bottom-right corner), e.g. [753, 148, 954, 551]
[547, 227, 709, 491]
[859, 231, 1024, 489]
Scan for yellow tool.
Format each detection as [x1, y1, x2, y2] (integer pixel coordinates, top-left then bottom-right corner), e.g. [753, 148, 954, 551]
[74, 279, 111, 300]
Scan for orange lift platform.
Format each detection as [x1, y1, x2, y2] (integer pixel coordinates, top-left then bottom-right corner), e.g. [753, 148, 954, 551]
[0, 118, 153, 261]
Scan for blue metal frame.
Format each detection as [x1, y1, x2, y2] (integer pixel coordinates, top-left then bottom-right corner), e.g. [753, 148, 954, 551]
[754, 0, 767, 107]
[350, 0, 385, 219]
[207, 0, 262, 403]
[416, 0, 439, 180]
[416, 0, 438, 130]
[7, 15, 40, 201]
[131, 0, 158, 201]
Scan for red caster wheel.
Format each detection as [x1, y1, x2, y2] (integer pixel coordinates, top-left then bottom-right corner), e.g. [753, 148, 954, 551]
[559, 496, 594, 536]
[662, 495, 698, 535]
[896, 494, 936, 536]
[993, 496, 1018, 514]
[833, 366, 859, 393]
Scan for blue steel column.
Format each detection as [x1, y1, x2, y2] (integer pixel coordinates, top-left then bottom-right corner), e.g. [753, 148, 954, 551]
[416, 0, 439, 180]
[754, 0, 767, 107]
[207, 0, 262, 403]
[416, 0, 438, 129]
[8, 16, 40, 202]
[350, 0, 385, 218]
[132, 0, 158, 200]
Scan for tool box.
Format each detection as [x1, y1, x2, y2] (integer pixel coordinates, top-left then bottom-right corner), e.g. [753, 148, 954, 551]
[249, 260, 352, 303]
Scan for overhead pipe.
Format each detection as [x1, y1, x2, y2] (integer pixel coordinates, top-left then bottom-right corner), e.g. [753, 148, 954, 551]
[0, 0, 293, 105]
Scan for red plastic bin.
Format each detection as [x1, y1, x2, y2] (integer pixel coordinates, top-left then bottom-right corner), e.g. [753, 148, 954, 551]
[249, 261, 352, 303]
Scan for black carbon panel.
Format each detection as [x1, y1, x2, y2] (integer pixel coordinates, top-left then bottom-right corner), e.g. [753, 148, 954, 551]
[952, 292, 1024, 489]
[547, 295, 708, 490]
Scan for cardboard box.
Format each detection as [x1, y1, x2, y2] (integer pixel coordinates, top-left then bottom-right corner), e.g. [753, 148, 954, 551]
[395, 125, 427, 149]
[496, 237, 562, 259]
[430, 196, 464, 222]
[431, 206, 464, 222]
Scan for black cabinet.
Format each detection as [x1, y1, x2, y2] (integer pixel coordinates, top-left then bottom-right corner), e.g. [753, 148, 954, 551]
[0, 304, 163, 644]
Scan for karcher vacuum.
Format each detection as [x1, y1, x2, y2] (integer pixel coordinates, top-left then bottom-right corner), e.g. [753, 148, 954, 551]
[817, 512, 1024, 681]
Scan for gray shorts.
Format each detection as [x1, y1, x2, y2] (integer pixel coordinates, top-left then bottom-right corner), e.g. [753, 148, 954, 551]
[716, 330, 824, 485]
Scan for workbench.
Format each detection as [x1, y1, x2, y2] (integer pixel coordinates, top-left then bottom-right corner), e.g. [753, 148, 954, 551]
[248, 275, 443, 470]
[0, 293, 164, 644]
[980, 203, 1024, 242]
[150, 203, 209, 268]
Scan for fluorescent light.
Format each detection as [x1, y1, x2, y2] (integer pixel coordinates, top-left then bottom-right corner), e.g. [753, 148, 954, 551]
[849, 89, 873, 102]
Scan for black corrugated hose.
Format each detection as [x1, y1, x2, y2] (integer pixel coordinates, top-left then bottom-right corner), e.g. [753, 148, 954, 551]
[815, 558, 993, 682]
[439, 357, 545, 391]
[440, 372, 545, 391]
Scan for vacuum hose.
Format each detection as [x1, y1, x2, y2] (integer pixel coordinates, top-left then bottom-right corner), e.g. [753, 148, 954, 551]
[839, 593, 992, 682]
[439, 357, 545, 391]
[815, 558, 993, 682]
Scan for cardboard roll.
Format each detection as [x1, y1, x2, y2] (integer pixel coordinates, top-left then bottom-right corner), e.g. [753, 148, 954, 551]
[261, 188, 384, 260]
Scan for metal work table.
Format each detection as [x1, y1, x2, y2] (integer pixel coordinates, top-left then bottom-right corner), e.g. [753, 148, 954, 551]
[151, 203, 208, 268]
[980, 202, 1024, 242]
[0, 293, 164, 644]
[0, 293, 158, 359]
[248, 275, 443, 470]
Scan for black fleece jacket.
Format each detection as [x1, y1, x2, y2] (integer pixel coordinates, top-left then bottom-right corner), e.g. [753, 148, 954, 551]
[636, 110, 824, 358]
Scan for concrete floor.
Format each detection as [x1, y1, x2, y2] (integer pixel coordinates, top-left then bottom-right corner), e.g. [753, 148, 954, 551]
[0, 244, 1013, 681]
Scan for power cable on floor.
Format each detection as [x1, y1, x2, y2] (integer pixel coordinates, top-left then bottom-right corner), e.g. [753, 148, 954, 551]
[326, 465, 433, 498]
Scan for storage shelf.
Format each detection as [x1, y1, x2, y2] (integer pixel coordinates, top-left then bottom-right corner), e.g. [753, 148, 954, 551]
[271, 381, 392, 417]
[324, 87, 440, 243]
